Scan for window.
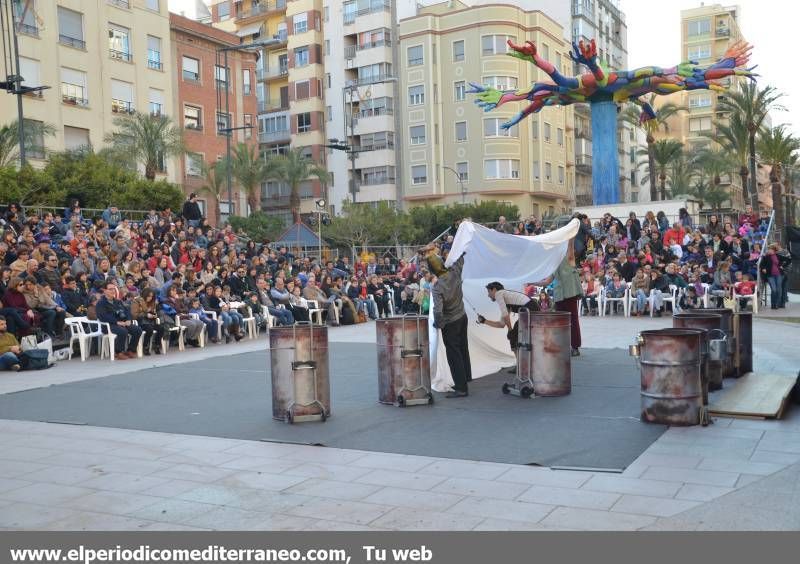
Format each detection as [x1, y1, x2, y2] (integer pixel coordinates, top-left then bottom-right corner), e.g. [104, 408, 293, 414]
[13, 0, 38, 35]
[484, 159, 520, 179]
[454, 81, 465, 101]
[453, 40, 464, 62]
[186, 153, 202, 177]
[631, 171, 637, 186]
[24, 119, 45, 159]
[295, 80, 310, 100]
[326, 105, 332, 121]
[408, 85, 424, 106]
[545, 162, 552, 181]
[407, 45, 423, 66]
[61, 68, 88, 106]
[689, 117, 712, 132]
[532, 119, 539, 140]
[555, 52, 562, 72]
[629, 147, 636, 164]
[357, 62, 391, 84]
[482, 76, 518, 90]
[108, 24, 131, 61]
[456, 161, 469, 182]
[215, 65, 229, 89]
[325, 39, 330, 55]
[184, 105, 202, 130]
[58, 6, 84, 49]
[362, 166, 395, 186]
[542, 43, 550, 61]
[182, 56, 199, 81]
[558, 166, 565, 184]
[216, 112, 231, 134]
[411, 165, 427, 185]
[544, 122, 552, 142]
[687, 18, 711, 37]
[358, 27, 390, 49]
[484, 118, 518, 138]
[689, 95, 712, 108]
[242, 69, 251, 95]
[243, 114, 253, 139]
[409, 125, 426, 145]
[360, 131, 393, 151]
[110, 79, 133, 113]
[217, 1, 230, 19]
[294, 46, 309, 67]
[360, 96, 393, 117]
[557, 128, 564, 146]
[481, 35, 515, 55]
[324, 6, 329, 21]
[532, 161, 540, 179]
[294, 13, 308, 34]
[688, 44, 711, 60]
[147, 36, 162, 70]
[148, 88, 163, 117]
[455, 121, 467, 142]
[64, 126, 90, 151]
[297, 112, 311, 133]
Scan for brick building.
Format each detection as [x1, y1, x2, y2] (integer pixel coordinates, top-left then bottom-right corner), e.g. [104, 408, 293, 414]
[170, 13, 259, 224]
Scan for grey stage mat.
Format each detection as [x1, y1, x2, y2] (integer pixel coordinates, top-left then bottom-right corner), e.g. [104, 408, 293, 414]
[0, 344, 665, 469]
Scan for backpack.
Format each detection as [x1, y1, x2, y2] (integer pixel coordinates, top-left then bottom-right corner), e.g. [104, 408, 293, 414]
[21, 349, 51, 370]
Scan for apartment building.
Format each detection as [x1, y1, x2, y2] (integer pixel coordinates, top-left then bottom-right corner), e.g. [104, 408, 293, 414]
[2, 0, 178, 182]
[398, 2, 575, 217]
[170, 12, 258, 222]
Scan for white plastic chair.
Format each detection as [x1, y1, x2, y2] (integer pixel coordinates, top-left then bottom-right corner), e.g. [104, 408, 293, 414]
[241, 306, 258, 339]
[65, 317, 105, 361]
[306, 300, 325, 325]
[160, 315, 186, 354]
[732, 285, 757, 312]
[600, 286, 629, 317]
[97, 321, 117, 361]
[650, 285, 679, 317]
[202, 309, 222, 341]
[188, 313, 208, 347]
[700, 283, 712, 308]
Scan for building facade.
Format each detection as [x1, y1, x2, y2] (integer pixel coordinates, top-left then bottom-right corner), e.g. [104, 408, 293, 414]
[398, 2, 575, 217]
[169, 12, 258, 223]
[3, 0, 178, 181]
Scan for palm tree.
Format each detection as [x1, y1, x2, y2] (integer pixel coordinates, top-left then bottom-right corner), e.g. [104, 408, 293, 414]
[783, 164, 800, 226]
[621, 95, 685, 201]
[639, 139, 684, 200]
[694, 146, 738, 209]
[105, 112, 184, 180]
[0, 120, 55, 167]
[229, 143, 281, 216]
[274, 148, 331, 224]
[757, 125, 800, 231]
[717, 83, 784, 209]
[665, 151, 697, 198]
[199, 160, 227, 227]
[708, 112, 750, 205]
[684, 178, 727, 211]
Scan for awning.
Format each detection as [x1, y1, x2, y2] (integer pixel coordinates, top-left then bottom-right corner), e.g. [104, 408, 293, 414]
[236, 22, 263, 37]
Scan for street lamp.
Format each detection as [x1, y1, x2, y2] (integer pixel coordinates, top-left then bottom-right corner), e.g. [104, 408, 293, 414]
[315, 198, 326, 261]
[216, 38, 281, 221]
[326, 138, 358, 204]
[443, 165, 467, 204]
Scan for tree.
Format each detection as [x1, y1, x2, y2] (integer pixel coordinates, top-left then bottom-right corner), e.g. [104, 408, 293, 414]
[783, 164, 800, 226]
[621, 95, 685, 201]
[757, 125, 800, 231]
[717, 83, 784, 210]
[0, 165, 61, 205]
[665, 151, 697, 199]
[683, 178, 727, 211]
[227, 212, 286, 243]
[708, 112, 750, 205]
[0, 120, 55, 168]
[229, 143, 282, 216]
[694, 146, 738, 208]
[105, 112, 185, 181]
[199, 160, 227, 227]
[639, 139, 684, 200]
[325, 201, 385, 251]
[274, 148, 331, 224]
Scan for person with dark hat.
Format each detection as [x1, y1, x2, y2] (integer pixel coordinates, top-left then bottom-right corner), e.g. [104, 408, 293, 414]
[427, 245, 472, 398]
[182, 193, 203, 228]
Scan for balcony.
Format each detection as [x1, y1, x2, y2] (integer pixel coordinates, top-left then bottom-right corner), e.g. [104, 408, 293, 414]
[263, 195, 291, 207]
[182, 70, 200, 82]
[343, 2, 392, 25]
[571, 2, 594, 19]
[358, 141, 394, 153]
[109, 49, 132, 63]
[361, 174, 395, 187]
[575, 155, 592, 171]
[16, 22, 38, 37]
[259, 66, 288, 81]
[259, 129, 291, 144]
[259, 102, 289, 114]
[59, 34, 85, 49]
[108, 0, 130, 9]
[111, 99, 135, 114]
[348, 74, 394, 87]
[716, 26, 730, 37]
[62, 94, 89, 108]
[147, 59, 163, 71]
[575, 125, 591, 139]
[236, 0, 286, 21]
[150, 103, 163, 117]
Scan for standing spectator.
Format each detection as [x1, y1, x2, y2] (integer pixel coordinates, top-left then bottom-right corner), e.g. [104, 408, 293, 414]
[656, 211, 669, 233]
[182, 193, 203, 228]
[95, 281, 142, 359]
[102, 205, 123, 229]
[678, 208, 693, 230]
[495, 216, 514, 234]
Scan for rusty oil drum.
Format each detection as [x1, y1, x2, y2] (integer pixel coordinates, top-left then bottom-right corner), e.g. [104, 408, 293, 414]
[519, 310, 572, 396]
[673, 313, 723, 394]
[638, 329, 703, 426]
[734, 312, 753, 376]
[376, 316, 433, 406]
[269, 324, 330, 423]
[696, 308, 735, 378]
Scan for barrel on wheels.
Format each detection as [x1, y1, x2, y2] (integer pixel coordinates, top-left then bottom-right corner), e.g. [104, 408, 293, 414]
[734, 312, 753, 376]
[636, 329, 703, 426]
[269, 324, 330, 423]
[376, 316, 433, 406]
[673, 313, 723, 394]
[521, 310, 572, 397]
[697, 308, 735, 378]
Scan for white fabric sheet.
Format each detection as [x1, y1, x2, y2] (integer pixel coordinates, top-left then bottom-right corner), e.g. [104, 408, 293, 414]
[429, 219, 580, 391]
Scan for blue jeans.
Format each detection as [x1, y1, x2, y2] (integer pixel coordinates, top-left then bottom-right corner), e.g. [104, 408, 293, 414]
[635, 289, 648, 313]
[356, 298, 378, 319]
[0, 351, 20, 370]
[268, 306, 294, 326]
[768, 275, 782, 308]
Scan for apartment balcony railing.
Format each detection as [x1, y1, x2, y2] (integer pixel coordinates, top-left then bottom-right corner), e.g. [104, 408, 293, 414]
[348, 74, 393, 87]
[108, 0, 130, 9]
[59, 34, 85, 49]
[147, 59, 163, 71]
[258, 67, 288, 81]
[571, 2, 593, 18]
[16, 22, 38, 37]
[357, 141, 394, 153]
[259, 102, 289, 114]
[575, 155, 593, 169]
[346, 38, 392, 59]
[182, 70, 200, 82]
[111, 99, 135, 114]
[361, 175, 395, 186]
[359, 107, 393, 119]
[716, 26, 730, 37]
[263, 195, 291, 207]
[236, 0, 286, 21]
[149, 103, 163, 117]
[259, 129, 291, 143]
[109, 49, 132, 62]
[62, 94, 89, 107]
[343, 2, 392, 25]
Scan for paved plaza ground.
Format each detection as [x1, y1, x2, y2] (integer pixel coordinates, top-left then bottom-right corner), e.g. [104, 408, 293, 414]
[0, 301, 798, 531]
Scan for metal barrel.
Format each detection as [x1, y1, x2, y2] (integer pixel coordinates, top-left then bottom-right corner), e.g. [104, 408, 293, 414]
[734, 312, 753, 376]
[520, 310, 572, 396]
[376, 316, 431, 405]
[694, 308, 736, 378]
[673, 313, 723, 393]
[269, 324, 330, 422]
[638, 329, 703, 426]
[660, 327, 710, 406]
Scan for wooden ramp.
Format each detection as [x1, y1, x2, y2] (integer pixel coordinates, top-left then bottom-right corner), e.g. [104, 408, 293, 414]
[709, 372, 798, 419]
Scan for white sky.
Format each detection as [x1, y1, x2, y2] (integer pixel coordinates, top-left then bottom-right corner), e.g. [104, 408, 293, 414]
[622, 0, 799, 137]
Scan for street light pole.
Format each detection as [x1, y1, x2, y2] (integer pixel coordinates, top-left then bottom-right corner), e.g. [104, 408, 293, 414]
[443, 165, 466, 204]
[315, 198, 326, 262]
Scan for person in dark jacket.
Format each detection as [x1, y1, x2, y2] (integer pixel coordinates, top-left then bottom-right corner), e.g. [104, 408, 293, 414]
[182, 193, 203, 227]
[61, 276, 88, 317]
[95, 281, 142, 359]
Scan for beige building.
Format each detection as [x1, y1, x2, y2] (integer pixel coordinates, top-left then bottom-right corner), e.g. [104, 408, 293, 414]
[2, 0, 178, 182]
[398, 2, 575, 217]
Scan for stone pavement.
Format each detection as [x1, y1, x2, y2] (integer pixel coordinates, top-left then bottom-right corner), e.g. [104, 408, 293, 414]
[0, 305, 798, 530]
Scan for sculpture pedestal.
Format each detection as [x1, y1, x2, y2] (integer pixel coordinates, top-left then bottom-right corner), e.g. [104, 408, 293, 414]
[591, 100, 620, 205]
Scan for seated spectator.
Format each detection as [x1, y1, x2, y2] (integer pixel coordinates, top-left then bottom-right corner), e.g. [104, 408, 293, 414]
[710, 260, 733, 307]
[21, 277, 64, 338]
[367, 275, 391, 319]
[95, 281, 142, 359]
[733, 272, 756, 310]
[0, 315, 21, 371]
[631, 268, 650, 316]
[188, 298, 220, 341]
[130, 288, 165, 355]
[580, 272, 600, 315]
[605, 273, 627, 314]
[679, 286, 701, 310]
[347, 277, 377, 320]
